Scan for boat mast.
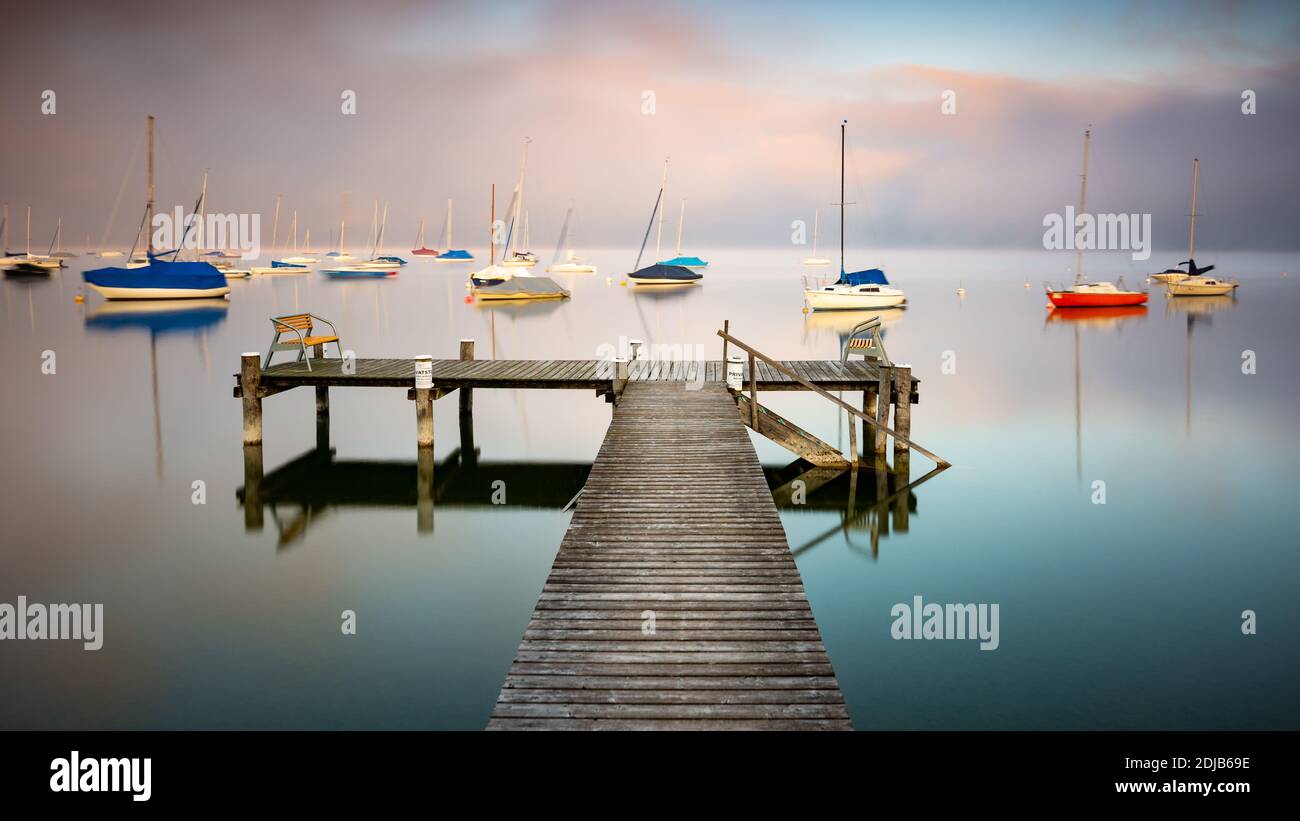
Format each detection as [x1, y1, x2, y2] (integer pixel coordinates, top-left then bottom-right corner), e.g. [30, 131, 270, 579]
[195, 170, 208, 259]
[146, 115, 154, 254]
[1188, 158, 1199, 260]
[53, 217, 63, 254]
[416, 218, 424, 248]
[26, 205, 31, 256]
[489, 185, 496, 266]
[675, 199, 685, 257]
[812, 208, 820, 258]
[840, 120, 846, 276]
[655, 157, 669, 261]
[291, 210, 298, 253]
[512, 138, 530, 255]
[1075, 127, 1090, 284]
[2, 203, 7, 251]
[271, 194, 282, 254]
[524, 211, 530, 251]
[447, 199, 454, 248]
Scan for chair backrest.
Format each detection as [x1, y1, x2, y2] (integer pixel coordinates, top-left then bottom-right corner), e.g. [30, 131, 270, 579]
[272, 313, 313, 333]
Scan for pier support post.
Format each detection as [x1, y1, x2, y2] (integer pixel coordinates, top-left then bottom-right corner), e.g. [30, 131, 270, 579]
[893, 366, 912, 458]
[417, 447, 434, 534]
[874, 367, 891, 458]
[414, 355, 434, 450]
[613, 357, 629, 405]
[459, 340, 476, 466]
[241, 353, 263, 446]
[315, 386, 330, 452]
[748, 353, 758, 429]
[242, 444, 264, 532]
[863, 383, 878, 453]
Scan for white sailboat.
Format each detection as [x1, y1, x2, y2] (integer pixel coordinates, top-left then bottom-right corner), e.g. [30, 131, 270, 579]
[547, 205, 596, 273]
[277, 211, 318, 265]
[1162, 159, 1238, 297]
[802, 208, 830, 265]
[502, 138, 539, 267]
[803, 121, 905, 311]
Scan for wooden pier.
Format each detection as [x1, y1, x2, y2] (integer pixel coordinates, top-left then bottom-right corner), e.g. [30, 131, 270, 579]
[487, 381, 852, 730]
[234, 326, 948, 730]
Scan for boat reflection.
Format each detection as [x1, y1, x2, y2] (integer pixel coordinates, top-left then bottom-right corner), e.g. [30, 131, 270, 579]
[86, 299, 228, 481]
[1044, 304, 1147, 329]
[1166, 293, 1233, 434]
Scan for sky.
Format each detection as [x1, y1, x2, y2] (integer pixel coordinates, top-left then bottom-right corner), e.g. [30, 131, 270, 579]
[2, 0, 1298, 253]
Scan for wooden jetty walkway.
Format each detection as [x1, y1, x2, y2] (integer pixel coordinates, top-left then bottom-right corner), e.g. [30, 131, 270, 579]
[235, 326, 949, 729]
[486, 381, 852, 730]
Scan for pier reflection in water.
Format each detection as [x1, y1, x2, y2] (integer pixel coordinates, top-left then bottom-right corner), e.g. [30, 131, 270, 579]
[238, 437, 927, 552]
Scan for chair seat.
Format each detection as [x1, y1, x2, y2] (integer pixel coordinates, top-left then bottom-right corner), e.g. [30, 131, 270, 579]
[846, 338, 874, 348]
[301, 335, 339, 346]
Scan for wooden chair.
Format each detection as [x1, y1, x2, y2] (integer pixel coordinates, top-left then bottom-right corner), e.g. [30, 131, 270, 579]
[841, 317, 891, 366]
[264, 313, 342, 371]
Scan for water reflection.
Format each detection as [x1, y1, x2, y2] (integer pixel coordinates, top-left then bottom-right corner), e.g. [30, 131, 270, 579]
[1165, 292, 1237, 435]
[801, 307, 904, 351]
[85, 299, 228, 481]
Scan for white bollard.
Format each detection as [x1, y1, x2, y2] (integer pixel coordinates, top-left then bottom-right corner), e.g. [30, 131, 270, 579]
[726, 354, 745, 391]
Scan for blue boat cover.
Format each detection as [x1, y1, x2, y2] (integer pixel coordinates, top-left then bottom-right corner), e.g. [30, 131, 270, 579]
[374, 255, 407, 265]
[658, 255, 708, 267]
[838, 268, 889, 286]
[83, 261, 227, 291]
[271, 259, 308, 268]
[629, 263, 702, 281]
[437, 249, 473, 260]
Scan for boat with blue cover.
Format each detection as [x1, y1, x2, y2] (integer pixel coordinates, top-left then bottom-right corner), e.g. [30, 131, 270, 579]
[83, 259, 231, 299]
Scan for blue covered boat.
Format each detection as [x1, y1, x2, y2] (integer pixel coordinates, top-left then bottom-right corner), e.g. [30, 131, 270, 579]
[435, 249, 474, 262]
[83, 260, 230, 300]
[628, 263, 701, 285]
[658, 255, 709, 268]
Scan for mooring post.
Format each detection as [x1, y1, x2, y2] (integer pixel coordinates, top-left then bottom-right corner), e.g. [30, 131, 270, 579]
[242, 443, 264, 532]
[414, 355, 434, 449]
[893, 450, 911, 532]
[748, 352, 758, 429]
[863, 383, 878, 453]
[721, 319, 730, 381]
[458, 340, 476, 466]
[847, 404, 859, 466]
[614, 357, 629, 404]
[874, 366, 891, 457]
[417, 447, 434, 534]
[893, 366, 912, 458]
[241, 353, 263, 446]
[315, 384, 330, 451]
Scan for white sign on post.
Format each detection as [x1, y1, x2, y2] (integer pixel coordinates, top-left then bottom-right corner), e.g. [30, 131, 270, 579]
[414, 355, 433, 390]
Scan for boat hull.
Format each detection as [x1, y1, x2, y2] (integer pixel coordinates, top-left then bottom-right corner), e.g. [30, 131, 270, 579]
[88, 283, 230, 299]
[804, 289, 905, 310]
[1046, 290, 1148, 307]
[1167, 282, 1237, 297]
[1151, 272, 1188, 284]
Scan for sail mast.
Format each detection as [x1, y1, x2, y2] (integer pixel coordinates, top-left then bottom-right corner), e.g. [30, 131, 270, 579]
[839, 120, 845, 276]
[489, 185, 496, 266]
[675, 199, 685, 257]
[1188, 158, 1199, 259]
[271, 194, 282, 255]
[812, 208, 820, 258]
[26, 205, 31, 256]
[511, 138, 530, 255]
[1075, 127, 1090, 284]
[447, 199, 453, 248]
[195, 170, 208, 260]
[146, 115, 154, 254]
[655, 158, 669, 261]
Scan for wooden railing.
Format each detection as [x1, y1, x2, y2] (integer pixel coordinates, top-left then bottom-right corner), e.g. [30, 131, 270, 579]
[717, 327, 950, 468]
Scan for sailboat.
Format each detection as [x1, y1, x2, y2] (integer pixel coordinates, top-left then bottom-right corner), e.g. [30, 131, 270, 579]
[435, 199, 474, 261]
[471, 185, 569, 300]
[658, 199, 708, 268]
[1161, 160, 1238, 297]
[4, 207, 64, 274]
[322, 203, 399, 278]
[803, 121, 905, 310]
[50, 218, 78, 259]
[628, 159, 701, 286]
[277, 211, 318, 265]
[803, 208, 830, 265]
[500, 139, 539, 268]
[1045, 129, 1147, 308]
[411, 218, 439, 256]
[84, 156, 230, 300]
[546, 206, 596, 273]
[325, 196, 353, 260]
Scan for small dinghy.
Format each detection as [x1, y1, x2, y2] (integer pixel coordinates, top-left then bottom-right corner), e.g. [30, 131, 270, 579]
[628, 262, 701, 285]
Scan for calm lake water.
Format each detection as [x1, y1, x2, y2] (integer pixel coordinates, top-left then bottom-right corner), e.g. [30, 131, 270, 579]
[2, 248, 1297, 729]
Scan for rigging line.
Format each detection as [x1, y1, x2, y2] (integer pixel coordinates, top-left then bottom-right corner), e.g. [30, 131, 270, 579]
[98, 127, 145, 253]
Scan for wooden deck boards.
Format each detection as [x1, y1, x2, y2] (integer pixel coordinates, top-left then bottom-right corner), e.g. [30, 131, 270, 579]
[248, 357, 918, 396]
[486, 381, 851, 731]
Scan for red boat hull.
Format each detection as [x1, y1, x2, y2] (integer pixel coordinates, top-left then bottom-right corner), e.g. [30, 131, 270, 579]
[411, 248, 441, 256]
[1047, 290, 1148, 307]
